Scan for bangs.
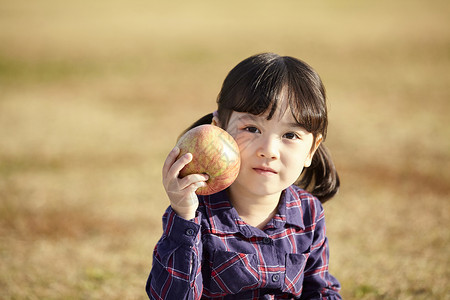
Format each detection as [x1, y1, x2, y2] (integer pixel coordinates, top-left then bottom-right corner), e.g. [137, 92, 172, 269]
[227, 58, 286, 119]
[284, 62, 328, 137]
[217, 53, 327, 137]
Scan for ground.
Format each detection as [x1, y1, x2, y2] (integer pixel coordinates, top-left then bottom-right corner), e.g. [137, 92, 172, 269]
[0, 0, 449, 299]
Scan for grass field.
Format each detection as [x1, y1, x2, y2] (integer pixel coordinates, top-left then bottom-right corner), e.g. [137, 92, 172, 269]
[0, 0, 449, 299]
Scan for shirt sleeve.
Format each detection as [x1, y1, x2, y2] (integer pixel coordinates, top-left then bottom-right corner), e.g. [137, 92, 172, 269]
[146, 206, 203, 300]
[300, 199, 342, 300]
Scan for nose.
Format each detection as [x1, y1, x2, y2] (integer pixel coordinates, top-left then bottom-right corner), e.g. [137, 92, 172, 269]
[257, 135, 279, 160]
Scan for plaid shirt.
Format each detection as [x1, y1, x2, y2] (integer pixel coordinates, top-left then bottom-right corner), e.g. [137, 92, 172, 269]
[146, 185, 341, 299]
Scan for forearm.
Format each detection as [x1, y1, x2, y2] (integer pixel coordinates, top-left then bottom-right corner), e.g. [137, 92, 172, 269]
[300, 237, 341, 300]
[301, 203, 341, 299]
[146, 208, 203, 300]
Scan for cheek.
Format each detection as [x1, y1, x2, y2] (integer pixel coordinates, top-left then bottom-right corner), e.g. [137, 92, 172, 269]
[234, 133, 257, 154]
[282, 146, 310, 169]
[284, 154, 305, 171]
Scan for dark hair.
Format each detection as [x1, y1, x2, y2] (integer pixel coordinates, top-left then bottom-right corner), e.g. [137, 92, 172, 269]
[186, 53, 339, 202]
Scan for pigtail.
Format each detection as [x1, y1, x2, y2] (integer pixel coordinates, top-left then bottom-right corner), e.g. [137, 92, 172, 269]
[298, 144, 340, 203]
[178, 113, 214, 139]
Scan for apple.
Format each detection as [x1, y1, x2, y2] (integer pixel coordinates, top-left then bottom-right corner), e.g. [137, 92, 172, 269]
[176, 124, 241, 195]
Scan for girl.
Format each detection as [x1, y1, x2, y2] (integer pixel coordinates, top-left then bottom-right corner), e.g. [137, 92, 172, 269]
[146, 53, 342, 299]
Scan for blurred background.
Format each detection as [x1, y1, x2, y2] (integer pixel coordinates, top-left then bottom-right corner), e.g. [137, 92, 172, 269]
[0, 0, 448, 299]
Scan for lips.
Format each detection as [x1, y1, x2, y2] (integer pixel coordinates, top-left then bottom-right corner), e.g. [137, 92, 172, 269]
[253, 166, 278, 175]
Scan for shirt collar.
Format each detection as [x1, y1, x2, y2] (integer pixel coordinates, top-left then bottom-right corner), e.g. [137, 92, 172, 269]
[199, 185, 306, 237]
[277, 186, 306, 230]
[199, 190, 244, 234]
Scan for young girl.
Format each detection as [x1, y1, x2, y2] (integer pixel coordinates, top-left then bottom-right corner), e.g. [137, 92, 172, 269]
[146, 53, 342, 299]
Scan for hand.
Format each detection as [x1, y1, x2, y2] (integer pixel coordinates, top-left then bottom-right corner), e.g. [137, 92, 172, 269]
[162, 147, 209, 220]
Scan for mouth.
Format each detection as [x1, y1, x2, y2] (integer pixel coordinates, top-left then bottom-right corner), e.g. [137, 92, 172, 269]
[253, 166, 278, 175]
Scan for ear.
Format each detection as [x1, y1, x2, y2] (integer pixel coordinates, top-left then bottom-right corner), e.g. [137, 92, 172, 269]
[304, 134, 322, 167]
[212, 115, 220, 127]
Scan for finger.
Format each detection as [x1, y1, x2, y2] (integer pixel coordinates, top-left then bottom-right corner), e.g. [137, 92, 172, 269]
[184, 181, 207, 195]
[178, 173, 209, 190]
[168, 152, 193, 179]
[162, 147, 180, 177]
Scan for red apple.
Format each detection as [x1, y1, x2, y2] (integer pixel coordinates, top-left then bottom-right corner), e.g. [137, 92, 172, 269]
[176, 124, 240, 195]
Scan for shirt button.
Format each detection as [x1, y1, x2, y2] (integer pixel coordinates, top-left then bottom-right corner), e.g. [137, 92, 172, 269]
[185, 228, 195, 236]
[263, 237, 272, 244]
[272, 274, 280, 282]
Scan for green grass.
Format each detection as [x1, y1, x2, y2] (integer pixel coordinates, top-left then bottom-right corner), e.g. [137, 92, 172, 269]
[0, 0, 449, 299]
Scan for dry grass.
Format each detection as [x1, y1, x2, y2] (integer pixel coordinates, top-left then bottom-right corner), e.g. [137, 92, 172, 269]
[1, 0, 449, 299]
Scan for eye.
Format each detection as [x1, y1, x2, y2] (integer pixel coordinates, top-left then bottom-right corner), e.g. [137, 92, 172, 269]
[283, 132, 300, 140]
[244, 126, 260, 134]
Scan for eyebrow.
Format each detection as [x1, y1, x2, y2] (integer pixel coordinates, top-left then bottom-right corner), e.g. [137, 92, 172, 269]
[237, 114, 259, 122]
[238, 113, 307, 131]
[287, 122, 307, 130]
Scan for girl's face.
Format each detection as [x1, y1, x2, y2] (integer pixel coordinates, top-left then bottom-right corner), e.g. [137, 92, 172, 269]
[222, 105, 322, 199]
